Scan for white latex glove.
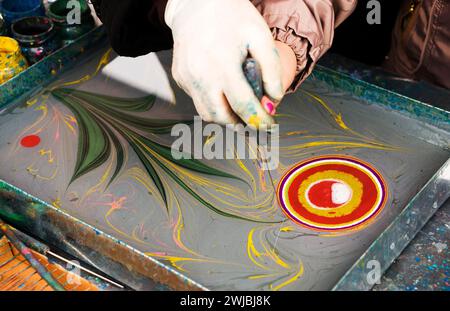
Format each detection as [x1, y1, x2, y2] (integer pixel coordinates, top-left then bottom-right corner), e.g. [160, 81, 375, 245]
[165, 0, 284, 129]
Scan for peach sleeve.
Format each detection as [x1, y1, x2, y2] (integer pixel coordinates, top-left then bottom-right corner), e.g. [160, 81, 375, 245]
[251, 0, 357, 91]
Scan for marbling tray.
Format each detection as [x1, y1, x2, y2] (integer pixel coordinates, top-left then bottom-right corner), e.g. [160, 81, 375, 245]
[0, 31, 449, 291]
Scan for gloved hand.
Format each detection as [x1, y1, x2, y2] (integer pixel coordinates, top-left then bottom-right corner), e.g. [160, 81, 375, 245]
[165, 0, 285, 129]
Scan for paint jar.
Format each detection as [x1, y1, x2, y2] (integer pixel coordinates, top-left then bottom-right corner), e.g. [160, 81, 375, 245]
[0, 13, 7, 36]
[0, 0, 45, 26]
[11, 16, 60, 64]
[47, 0, 95, 45]
[0, 37, 29, 84]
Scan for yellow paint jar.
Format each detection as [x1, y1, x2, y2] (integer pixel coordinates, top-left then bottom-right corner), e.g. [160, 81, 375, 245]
[0, 36, 28, 84]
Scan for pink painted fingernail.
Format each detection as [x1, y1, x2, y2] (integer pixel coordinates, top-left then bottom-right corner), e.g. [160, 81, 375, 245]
[264, 101, 276, 116]
[261, 96, 277, 116]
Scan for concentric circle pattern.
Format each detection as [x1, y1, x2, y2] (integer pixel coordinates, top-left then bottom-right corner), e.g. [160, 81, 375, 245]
[277, 156, 388, 231]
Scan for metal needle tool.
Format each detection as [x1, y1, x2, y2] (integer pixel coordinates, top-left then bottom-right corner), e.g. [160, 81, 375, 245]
[243, 58, 278, 194]
[243, 58, 285, 251]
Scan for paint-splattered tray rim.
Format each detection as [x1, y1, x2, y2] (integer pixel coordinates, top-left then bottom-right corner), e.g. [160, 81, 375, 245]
[0, 26, 107, 108]
[312, 65, 450, 133]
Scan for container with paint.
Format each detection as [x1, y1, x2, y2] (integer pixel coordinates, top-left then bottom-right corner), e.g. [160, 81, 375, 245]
[11, 16, 60, 64]
[47, 0, 95, 45]
[0, 0, 45, 26]
[0, 37, 28, 84]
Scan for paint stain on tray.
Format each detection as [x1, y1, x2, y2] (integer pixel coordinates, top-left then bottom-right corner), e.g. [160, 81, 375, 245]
[20, 135, 40, 148]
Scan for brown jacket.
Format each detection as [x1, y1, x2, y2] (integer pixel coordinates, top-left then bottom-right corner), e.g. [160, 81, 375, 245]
[384, 0, 450, 89]
[92, 0, 356, 91]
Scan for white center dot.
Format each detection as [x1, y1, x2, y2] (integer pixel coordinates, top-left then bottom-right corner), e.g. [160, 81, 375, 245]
[331, 182, 352, 205]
